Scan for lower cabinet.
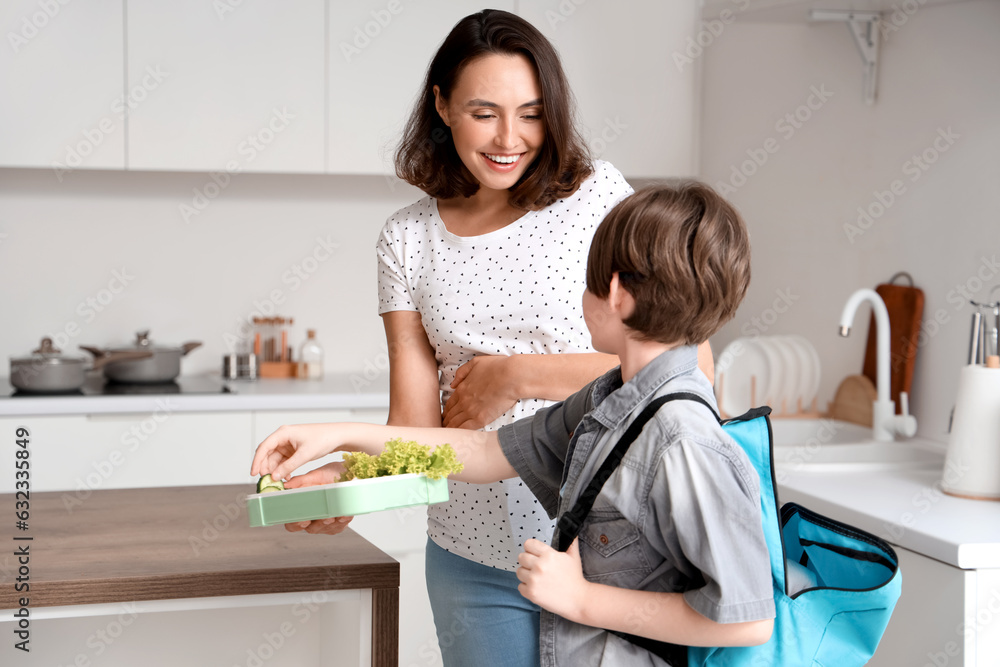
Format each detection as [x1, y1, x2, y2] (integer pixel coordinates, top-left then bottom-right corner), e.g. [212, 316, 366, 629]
[0, 591, 374, 666]
[868, 545, 1000, 667]
[867, 545, 972, 666]
[0, 412, 253, 495]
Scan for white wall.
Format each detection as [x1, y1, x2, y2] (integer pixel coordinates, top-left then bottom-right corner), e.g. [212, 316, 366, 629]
[699, 0, 1000, 440]
[0, 168, 423, 382]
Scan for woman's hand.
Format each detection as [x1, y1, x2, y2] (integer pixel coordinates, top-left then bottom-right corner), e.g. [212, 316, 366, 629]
[281, 463, 355, 535]
[516, 538, 590, 622]
[442, 355, 518, 429]
[284, 515, 355, 535]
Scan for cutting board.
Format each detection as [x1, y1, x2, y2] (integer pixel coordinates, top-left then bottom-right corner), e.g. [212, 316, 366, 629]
[830, 374, 878, 427]
[862, 276, 924, 413]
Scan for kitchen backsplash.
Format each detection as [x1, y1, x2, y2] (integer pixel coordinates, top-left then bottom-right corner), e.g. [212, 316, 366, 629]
[0, 169, 421, 389]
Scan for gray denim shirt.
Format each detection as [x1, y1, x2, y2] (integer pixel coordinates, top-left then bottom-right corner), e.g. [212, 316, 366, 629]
[498, 345, 775, 666]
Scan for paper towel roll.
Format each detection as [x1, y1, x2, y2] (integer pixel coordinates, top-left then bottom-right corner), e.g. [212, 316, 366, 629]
[942, 365, 1000, 500]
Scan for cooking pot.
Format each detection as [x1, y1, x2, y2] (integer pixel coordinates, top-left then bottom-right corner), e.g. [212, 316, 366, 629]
[82, 330, 202, 384]
[10, 337, 152, 393]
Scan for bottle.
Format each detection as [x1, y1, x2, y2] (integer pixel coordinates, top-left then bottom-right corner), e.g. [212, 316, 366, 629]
[298, 329, 324, 380]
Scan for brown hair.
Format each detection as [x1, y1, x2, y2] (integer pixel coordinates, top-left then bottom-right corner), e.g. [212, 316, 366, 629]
[394, 9, 592, 210]
[586, 183, 752, 345]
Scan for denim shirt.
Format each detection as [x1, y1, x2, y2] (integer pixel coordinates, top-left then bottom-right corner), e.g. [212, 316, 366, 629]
[498, 345, 775, 666]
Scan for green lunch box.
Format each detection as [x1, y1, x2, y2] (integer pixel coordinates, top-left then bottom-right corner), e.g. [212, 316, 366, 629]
[246, 473, 450, 528]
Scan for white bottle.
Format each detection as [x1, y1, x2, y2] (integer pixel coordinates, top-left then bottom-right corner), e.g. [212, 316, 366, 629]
[298, 329, 324, 380]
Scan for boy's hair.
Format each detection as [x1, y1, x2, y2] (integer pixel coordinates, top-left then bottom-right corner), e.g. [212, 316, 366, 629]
[585, 183, 751, 345]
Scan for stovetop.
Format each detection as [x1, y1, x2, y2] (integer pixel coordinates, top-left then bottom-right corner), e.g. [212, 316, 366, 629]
[0, 374, 231, 398]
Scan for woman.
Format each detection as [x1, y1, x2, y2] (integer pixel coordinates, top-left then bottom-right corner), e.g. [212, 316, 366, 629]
[381, 13, 626, 666]
[290, 9, 711, 666]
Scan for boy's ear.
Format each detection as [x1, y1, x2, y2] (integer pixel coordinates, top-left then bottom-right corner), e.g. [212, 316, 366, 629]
[608, 273, 636, 320]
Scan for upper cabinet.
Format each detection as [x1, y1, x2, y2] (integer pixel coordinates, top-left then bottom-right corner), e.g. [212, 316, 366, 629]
[518, 1, 700, 178]
[0, 0, 125, 173]
[0, 1, 699, 178]
[327, 1, 514, 175]
[126, 0, 326, 173]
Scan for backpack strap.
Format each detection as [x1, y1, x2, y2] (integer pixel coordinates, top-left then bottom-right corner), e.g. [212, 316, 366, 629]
[555, 392, 716, 551]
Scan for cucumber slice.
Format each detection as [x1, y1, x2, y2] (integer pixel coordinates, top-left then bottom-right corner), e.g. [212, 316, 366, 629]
[256, 474, 274, 493]
[256, 474, 285, 493]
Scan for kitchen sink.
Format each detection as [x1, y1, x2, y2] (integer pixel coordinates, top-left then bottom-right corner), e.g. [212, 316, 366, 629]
[769, 418, 945, 473]
[770, 418, 873, 447]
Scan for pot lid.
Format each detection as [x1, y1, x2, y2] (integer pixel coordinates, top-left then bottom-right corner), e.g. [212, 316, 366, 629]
[107, 330, 175, 353]
[10, 337, 86, 365]
[107, 330, 201, 355]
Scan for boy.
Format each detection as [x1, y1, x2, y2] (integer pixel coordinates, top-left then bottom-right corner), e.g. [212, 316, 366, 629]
[252, 183, 775, 665]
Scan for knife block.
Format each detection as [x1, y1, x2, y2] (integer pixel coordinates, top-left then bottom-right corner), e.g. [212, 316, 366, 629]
[258, 361, 296, 378]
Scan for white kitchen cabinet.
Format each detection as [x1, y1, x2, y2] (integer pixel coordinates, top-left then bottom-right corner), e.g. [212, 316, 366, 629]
[517, 0, 700, 178]
[0, 0, 125, 171]
[1, 1, 698, 177]
[867, 546, 1000, 667]
[0, 596, 344, 667]
[126, 0, 326, 173]
[867, 545, 972, 666]
[326, 1, 514, 175]
[0, 412, 252, 494]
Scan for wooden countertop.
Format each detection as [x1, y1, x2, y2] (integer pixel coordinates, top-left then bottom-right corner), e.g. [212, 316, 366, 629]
[0, 484, 398, 608]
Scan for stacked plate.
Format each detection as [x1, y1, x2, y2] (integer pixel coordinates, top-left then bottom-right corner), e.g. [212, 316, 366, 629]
[715, 335, 821, 416]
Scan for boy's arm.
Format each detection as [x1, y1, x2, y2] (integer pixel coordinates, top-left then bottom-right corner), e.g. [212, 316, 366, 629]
[577, 580, 772, 646]
[251, 422, 516, 484]
[517, 538, 772, 647]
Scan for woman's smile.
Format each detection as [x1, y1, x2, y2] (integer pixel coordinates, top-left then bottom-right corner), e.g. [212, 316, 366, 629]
[481, 152, 526, 171]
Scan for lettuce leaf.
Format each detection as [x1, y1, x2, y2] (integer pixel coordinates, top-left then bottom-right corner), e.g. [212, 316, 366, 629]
[339, 439, 463, 482]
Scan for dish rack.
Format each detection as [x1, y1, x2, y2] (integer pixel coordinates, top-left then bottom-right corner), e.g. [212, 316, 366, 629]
[716, 373, 821, 420]
[715, 334, 823, 421]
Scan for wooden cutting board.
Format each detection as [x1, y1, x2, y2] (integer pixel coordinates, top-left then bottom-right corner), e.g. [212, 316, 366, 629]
[862, 278, 924, 413]
[830, 374, 878, 427]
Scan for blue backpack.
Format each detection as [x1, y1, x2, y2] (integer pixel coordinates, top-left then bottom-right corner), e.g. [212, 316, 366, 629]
[556, 392, 902, 666]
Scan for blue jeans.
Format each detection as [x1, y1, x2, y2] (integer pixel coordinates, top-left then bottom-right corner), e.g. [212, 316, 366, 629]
[424, 538, 541, 667]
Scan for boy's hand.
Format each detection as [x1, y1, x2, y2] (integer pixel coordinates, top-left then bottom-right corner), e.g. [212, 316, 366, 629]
[282, 461, 344, 489]
[516, 538, 590, 622]
[251, 423, 344, 481]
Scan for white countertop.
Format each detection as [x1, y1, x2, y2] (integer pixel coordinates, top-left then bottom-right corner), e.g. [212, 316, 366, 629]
[0, 373, 390, 416]
[777, 441, 1000, 570]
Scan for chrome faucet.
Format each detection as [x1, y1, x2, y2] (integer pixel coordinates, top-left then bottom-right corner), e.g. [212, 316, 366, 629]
[838, 288, 917, 441]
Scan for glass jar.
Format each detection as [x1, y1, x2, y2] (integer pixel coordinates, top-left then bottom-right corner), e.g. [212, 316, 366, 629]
[298, 329, 323, 380]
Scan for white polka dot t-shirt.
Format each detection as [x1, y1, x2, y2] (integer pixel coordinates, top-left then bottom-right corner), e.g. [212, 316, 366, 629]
[376, 160, 633, 571]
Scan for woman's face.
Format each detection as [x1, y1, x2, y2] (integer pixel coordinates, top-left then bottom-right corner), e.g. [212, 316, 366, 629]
[434, 53, 545, 194]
